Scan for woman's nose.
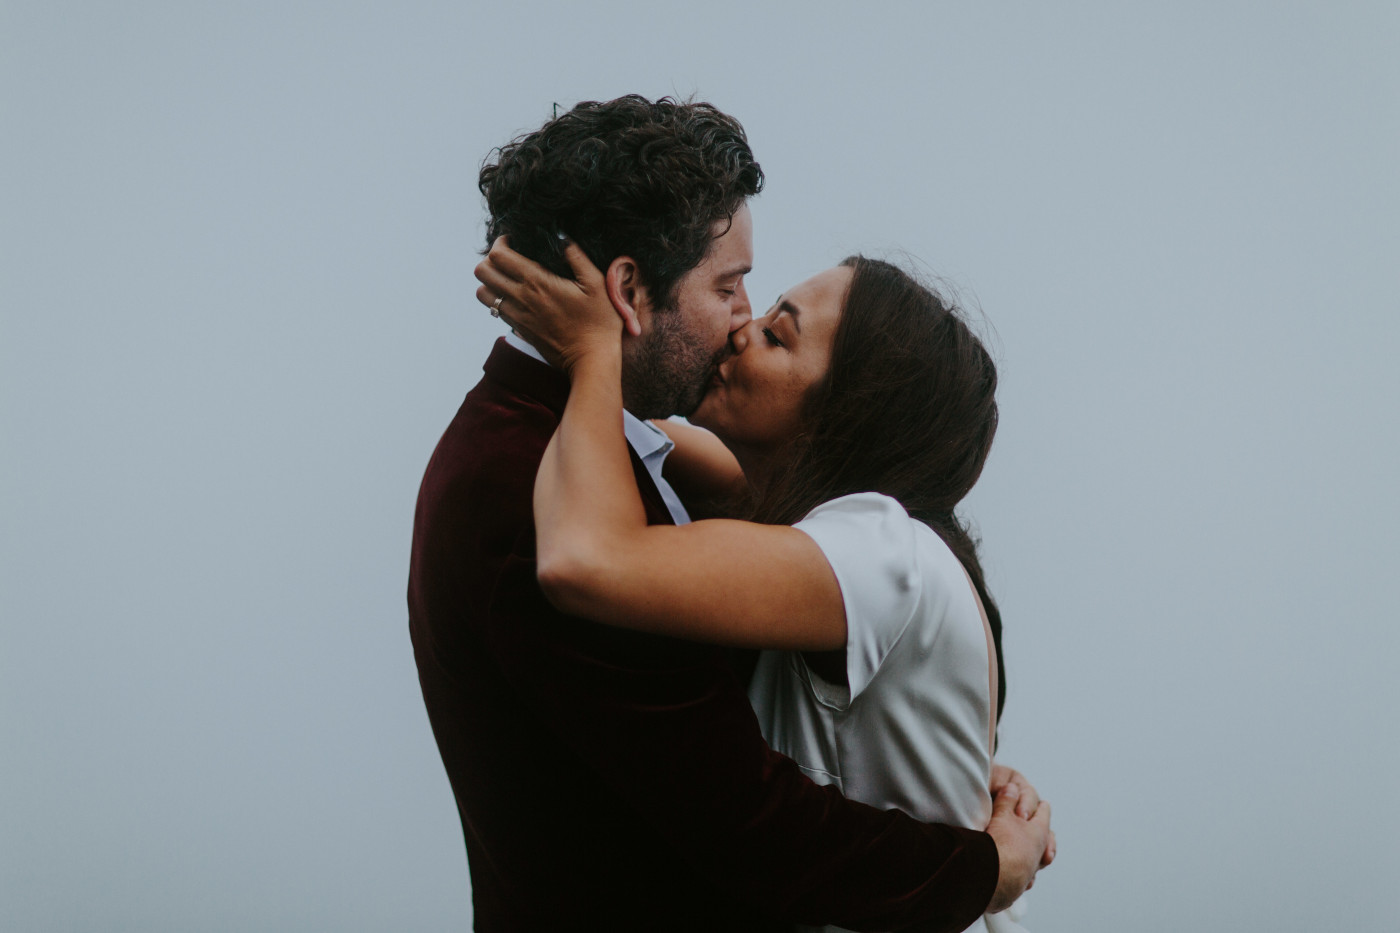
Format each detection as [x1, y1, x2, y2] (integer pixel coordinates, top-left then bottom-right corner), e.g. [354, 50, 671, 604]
[729, 318, 757, 354]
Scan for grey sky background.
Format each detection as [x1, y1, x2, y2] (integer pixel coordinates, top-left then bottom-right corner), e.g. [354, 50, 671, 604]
[3, 2, 1397, 930]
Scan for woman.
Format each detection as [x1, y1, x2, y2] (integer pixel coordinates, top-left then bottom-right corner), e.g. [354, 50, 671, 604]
[476, 240, 1046, 932]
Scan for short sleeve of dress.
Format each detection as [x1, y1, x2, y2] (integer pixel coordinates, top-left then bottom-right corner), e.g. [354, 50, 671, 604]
[793, 492, 922, 705]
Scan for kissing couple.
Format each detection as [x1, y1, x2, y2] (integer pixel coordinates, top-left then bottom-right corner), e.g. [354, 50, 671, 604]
[409, 94, 1054, 932]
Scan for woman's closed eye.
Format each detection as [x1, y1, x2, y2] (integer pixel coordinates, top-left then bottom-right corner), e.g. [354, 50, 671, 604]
[762, 326, 784, 348]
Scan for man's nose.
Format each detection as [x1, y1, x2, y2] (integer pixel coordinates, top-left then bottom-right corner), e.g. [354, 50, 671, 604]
[729, 283, 753, 333]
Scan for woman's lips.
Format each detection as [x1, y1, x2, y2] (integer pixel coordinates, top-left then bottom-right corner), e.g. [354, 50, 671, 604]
[700, 368, 726, 405]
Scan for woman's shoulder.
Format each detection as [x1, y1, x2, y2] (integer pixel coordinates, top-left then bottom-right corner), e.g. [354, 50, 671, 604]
[793, 492, 923, 621]
[795, 493, 923, 572]
[797, 491, 913, 527]
[800, 493, 952, 560]
[797, 493, 969, 601]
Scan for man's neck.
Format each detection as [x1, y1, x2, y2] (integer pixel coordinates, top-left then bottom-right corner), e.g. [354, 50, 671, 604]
[504, 331, 662, 420]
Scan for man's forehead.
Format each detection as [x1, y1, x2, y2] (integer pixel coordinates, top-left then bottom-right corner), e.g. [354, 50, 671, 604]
[702, 203, 754, 274]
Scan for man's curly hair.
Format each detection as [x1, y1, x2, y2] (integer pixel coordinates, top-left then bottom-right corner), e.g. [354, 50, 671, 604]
[479, 95, 764, 309]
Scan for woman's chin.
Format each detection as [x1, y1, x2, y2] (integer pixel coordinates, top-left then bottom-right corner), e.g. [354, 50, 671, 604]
[688, 388, 720, 431]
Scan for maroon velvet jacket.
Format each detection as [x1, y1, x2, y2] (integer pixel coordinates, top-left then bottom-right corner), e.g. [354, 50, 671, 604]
[407, 339, 997, 932]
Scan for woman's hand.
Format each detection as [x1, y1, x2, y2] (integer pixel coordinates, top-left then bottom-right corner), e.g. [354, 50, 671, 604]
[474, 237, 639, 374]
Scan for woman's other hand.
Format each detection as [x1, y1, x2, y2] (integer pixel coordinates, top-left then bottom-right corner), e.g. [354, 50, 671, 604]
[474, 237, 637, 373]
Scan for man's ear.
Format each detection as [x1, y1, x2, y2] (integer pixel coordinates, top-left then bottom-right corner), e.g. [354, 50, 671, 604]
[604, 257, 646, 337]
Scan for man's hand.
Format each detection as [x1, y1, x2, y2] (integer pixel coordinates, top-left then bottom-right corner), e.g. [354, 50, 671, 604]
[985, 782, 1053, 913]
[990, 764, 1039, 819]
[990, 764, 1056, 867]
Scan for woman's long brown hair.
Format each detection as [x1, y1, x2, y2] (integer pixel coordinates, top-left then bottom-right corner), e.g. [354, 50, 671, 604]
[751, 256, 1007, 724]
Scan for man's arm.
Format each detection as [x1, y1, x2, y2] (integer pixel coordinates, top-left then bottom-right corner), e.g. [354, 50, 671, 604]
[438, 351, 1047, 930]
[483, 557, 1005, 930]
[986, 783, 1053, 912]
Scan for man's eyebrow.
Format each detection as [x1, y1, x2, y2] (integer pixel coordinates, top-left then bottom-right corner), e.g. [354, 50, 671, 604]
[777, 299, 803, 333]
[717, 264, 751, 280]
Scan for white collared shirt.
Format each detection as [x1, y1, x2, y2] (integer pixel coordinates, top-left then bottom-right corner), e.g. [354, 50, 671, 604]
[504, 333, 691, 526]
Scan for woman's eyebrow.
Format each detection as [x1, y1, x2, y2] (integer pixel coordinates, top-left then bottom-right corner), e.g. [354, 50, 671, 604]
[777, 299, 803, 333]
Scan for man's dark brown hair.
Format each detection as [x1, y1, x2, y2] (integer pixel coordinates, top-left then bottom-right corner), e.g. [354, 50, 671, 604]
[479, 95, 763, 309]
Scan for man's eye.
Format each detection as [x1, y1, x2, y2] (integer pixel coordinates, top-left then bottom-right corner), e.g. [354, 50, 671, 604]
[762, 327, 784, 348]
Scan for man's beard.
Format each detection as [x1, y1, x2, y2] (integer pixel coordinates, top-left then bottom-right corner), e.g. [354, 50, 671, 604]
[621, 308, 724, 421]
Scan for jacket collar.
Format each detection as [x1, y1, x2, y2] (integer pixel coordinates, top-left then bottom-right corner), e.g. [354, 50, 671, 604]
[481, 337, 570, 413]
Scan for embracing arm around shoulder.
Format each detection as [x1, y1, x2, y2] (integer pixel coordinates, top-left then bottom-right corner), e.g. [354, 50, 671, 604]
[650, 418, 748, 518]
[535, 350, 846, 652]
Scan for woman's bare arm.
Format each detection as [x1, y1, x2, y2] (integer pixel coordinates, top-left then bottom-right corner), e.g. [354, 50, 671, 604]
[651, 419, 748, 518]
[534, 349, 844, 650]
[476, 239, 846, 650]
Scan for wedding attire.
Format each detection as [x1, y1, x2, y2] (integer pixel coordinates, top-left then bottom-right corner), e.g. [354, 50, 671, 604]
[407, 339, 998, 932]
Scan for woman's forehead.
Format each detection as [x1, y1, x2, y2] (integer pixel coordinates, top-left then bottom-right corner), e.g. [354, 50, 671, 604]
[780, 266, 851, 329]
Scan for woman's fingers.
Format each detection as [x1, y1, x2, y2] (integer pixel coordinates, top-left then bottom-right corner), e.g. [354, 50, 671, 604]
[474, 236, 632, 359]
[476, 286, 525, 334]
[485, 235, 542, 285]
[476, 282, 541, 347]
[558, 240, 635, 333]
[474, 256, 523, 309]
[558, 243, 638, 336]
[476, 281, 509, 313]
[477, 239, 580, 317]
[560, 240, 604, 286]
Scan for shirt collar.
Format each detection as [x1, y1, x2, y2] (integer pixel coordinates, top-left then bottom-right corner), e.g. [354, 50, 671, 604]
[504, 331, 548, 364]
[623, 413, 674, 461]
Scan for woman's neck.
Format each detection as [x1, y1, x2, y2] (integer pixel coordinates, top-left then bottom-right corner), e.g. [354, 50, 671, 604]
[727, 443, 785, 500]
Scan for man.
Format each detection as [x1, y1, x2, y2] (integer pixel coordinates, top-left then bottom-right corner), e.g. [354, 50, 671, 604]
[409, 95, 1050, 931]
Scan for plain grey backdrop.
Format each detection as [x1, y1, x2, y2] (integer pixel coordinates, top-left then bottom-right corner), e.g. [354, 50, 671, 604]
[3, 2, 1397, 930]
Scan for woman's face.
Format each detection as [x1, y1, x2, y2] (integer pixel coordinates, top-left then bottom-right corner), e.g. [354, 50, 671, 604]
[690, 265, 851, 459]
